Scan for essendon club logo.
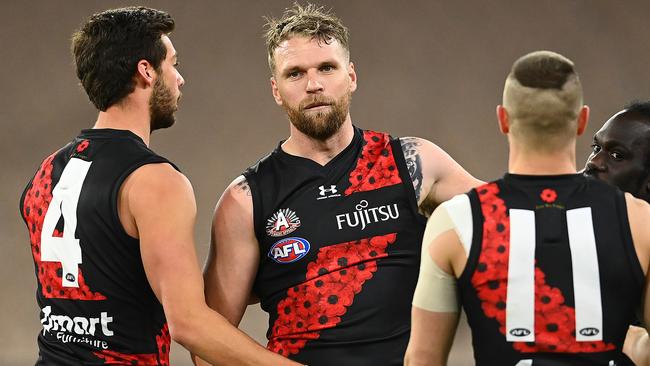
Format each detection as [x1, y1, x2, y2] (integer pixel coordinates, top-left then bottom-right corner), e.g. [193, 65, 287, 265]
[266, 208, 301, 237]
[268, 237, 310, 264]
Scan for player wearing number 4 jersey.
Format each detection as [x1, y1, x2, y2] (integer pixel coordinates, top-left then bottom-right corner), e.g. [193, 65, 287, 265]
[19, 7, 300, 366]
[405, 51, 650, 366]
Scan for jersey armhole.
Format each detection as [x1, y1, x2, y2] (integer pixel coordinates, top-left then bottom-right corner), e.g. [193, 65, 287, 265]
[110, 157, 176, 242]
[19, 176, 35, 226]
[458, 189, 484, 284]
[390, 137, 427, 225]
[616, 190, 645, 289]
[242, 170, 265, 242]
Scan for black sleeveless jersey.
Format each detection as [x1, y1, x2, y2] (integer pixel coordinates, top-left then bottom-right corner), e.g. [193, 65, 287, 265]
[243, 127, 427, 365]
[457, 174, 644, 366]
[20, 129, 175, 365]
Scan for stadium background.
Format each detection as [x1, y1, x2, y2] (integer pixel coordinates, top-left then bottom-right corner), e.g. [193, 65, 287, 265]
[2, 0, 649, 364]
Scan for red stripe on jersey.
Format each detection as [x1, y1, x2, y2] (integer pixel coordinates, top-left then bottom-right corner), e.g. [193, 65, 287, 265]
[473, 182, 614, 353]
[268, 233, 397, 356]
[22, 153, 106, 300]
[93, 350, 159, 365]
[156, 323, 171, 365]
[345, 130, 401, 195]
[93, 324, 170, 365]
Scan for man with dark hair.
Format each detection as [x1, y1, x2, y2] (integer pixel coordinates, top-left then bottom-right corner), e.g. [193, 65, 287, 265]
[584, 102, 650, 366]
[585, 101, 650, 203]
[20, 6, 300, 366]
[405, 51, 650, 366]
[199, 3, 480, 366]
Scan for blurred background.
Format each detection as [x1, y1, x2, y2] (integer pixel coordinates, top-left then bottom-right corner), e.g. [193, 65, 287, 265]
[2, 0, 649, 364]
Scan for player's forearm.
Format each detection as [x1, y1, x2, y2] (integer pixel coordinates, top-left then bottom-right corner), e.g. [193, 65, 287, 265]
[171, 306, 300, 366]
[623, 325, 650, 366]
[404, 349, 445, 366]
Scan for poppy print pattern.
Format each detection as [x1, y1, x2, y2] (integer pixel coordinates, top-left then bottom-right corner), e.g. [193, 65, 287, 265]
[345, 130, 401, 195]
[22, 153, 105, 300]
[268, 233, 397, 356]
[473, 183, 614, 353]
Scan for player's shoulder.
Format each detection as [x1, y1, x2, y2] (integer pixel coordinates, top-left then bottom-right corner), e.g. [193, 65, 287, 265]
[218, 175, 253, 212]
[224, 175, 251, 196]
[397, 136, 452, 160]
[398, 136, 432, 148]
[438, 193, 472, 211]
[128, 162, 193, 198]
[430, 193, 473, 232]
[625, 192, 650, 217]
[242, 148, 279, 177]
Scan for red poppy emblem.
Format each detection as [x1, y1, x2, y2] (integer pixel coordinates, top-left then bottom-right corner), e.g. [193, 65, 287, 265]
[540, 188, 557, 203]
[76, 140, 89, 153]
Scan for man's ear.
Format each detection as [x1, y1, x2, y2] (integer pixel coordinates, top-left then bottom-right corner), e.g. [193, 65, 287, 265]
[136, 60, 156, 87]
[270, 77, 283, 106]
[497, 105, 510, 134]
[348, 62, 357, 93]
[576, 105, 590, 136]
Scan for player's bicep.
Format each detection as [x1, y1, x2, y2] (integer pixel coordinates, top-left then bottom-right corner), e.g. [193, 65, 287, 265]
[128, 164, 204, 320]
[204, 176, 259, 326]
[429, 150, 481, 202]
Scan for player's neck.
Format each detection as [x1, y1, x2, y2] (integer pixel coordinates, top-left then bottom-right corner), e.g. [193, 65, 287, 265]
[282, 117, 355, 166]
[93, 98, 152, 146]
[508, 146, 577, 175]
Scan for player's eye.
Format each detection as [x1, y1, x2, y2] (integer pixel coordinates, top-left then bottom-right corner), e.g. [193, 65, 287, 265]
[287, 70, 302, 79]
[610, 151, 624, 161]
[591, 144, 601, 154]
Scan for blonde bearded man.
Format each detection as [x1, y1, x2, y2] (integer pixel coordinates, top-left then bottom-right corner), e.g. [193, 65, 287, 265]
[197, 3, 480, 366]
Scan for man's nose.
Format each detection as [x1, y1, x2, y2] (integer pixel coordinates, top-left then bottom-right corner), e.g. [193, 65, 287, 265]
[305, 70, 323, 93]
[586, 151, 607, 172]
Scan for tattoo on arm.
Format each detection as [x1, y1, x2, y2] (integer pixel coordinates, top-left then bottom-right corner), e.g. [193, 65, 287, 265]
[234, 177, 252, 197]
[400, 137, 423, 203]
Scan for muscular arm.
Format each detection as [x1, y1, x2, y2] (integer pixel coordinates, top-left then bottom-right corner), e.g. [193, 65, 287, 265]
[203, 175, 259, 325]
[193, 176, 263, 366]
[405, 308, 459, 366]
[400, 137, 482, 216]
[623, 193, 650, 366]
[123, 165, 298, 366]
[405, 204, 468, 365]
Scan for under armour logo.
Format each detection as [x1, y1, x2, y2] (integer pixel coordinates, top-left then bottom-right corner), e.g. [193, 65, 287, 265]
[319, 185, 337, 196]
[317, 185, 341, 200]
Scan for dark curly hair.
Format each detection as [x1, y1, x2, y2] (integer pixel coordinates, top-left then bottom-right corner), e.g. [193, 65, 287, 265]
[72, 7, 175, 111]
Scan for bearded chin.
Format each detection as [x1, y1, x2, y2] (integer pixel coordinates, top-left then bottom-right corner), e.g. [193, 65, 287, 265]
[149, 77, 178, 132]
[286, 91, 351, 141]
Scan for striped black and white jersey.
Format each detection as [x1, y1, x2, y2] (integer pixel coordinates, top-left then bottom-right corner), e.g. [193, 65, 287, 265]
[450, 174, 643, 366]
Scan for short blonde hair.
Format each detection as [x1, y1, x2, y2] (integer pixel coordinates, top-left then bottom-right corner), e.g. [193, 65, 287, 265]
[264, 3, 349, 74]
[503, 51, 583, 151]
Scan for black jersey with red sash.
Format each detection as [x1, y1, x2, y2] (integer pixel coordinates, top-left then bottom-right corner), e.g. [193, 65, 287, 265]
[20, 129, 174, 365]
[458, 174, 644, 366]
[243, 127, 426, 365]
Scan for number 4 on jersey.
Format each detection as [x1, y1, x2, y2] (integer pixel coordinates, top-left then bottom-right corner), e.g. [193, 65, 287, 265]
[40, 158, 92, 288]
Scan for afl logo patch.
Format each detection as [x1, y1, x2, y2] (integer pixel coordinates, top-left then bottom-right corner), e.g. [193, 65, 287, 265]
[266, 208, 301, 237]
[579, 327, 600, 336]
[509, 328, 531, 337]
[269, 237, 310, 264]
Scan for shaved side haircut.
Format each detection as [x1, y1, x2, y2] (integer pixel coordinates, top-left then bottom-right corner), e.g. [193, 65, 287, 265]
[503, 51, 583, 151]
